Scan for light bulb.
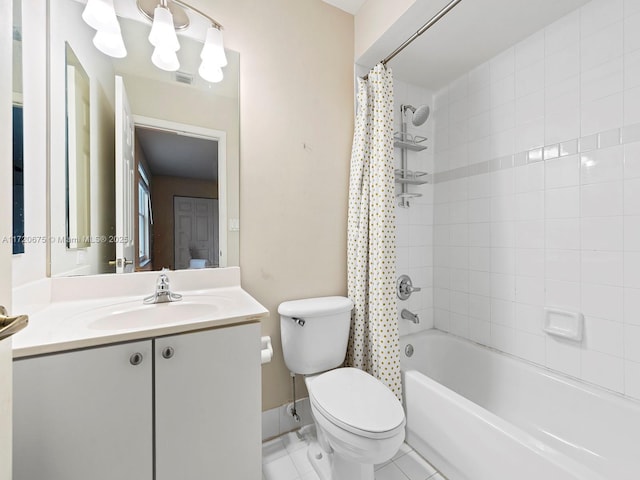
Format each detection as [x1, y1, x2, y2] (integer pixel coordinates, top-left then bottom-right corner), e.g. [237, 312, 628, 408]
[152, 46, 180, 71]
[148, 6, 180, 52]
[82, 0, 120, 33]
[199, 60, 223, 83]
[93, 29, 127, 58]
[200, 26, 227, 67]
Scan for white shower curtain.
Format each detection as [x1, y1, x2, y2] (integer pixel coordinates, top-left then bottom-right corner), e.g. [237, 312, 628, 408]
[346, 64, 402, 401]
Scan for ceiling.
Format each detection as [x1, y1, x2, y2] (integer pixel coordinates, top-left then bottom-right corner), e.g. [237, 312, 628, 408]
[357, 0, 590, 91]
[136, 127, 218, 182]
[322, 0, 366, 15]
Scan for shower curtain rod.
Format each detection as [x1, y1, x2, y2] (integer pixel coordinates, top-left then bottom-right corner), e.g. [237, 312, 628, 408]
[361, 0, 463, 80]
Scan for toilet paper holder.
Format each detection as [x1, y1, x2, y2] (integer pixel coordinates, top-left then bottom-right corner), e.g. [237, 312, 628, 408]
[261, 336, 273, 364]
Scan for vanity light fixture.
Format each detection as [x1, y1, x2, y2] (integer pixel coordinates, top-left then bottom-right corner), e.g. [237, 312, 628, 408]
[148, 4, 180, 71]
[198, 26, 226, 82]
[92, 29, 128, 59]
[81, 0, 227, 82]
[82, 0, 127, 58]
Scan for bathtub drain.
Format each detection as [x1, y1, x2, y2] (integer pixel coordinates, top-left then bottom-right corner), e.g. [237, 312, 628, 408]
[405, 344, 414, 357]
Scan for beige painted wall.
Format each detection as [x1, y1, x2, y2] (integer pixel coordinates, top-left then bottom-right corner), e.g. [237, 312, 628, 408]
[354, 0, 416, 60]
[184, 0, 355, 410]
[151, 176, 218, 271]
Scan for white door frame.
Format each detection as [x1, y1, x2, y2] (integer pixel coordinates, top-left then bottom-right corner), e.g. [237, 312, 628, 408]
[132, 115, 228, 268]
[1, 0, 14, 476]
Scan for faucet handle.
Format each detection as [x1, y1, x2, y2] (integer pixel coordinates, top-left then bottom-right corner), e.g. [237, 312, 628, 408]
[397, 274, 421, 300]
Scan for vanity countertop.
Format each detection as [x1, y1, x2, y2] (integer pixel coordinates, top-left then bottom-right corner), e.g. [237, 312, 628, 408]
[12, 269, 269, 358]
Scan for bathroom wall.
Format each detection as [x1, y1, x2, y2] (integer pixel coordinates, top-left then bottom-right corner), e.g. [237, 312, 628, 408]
[432, 0, 640, 399]
[186, 0, 355, 411]
[394, 79, 435, 336]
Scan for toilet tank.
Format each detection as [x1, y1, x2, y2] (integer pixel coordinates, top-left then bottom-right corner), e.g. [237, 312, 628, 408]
[279, 296, 354, 375]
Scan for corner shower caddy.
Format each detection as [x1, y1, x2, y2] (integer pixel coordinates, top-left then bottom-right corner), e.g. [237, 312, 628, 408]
[394, 131, 429, 208]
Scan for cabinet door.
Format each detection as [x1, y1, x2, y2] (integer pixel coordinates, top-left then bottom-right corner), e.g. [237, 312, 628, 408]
[13, 341, 153, 480]
[155, 323, 261, 480]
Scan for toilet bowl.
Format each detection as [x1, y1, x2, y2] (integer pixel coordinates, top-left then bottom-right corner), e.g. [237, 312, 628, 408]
[278, 297, 406, 480]
[305, 368, 405, 479]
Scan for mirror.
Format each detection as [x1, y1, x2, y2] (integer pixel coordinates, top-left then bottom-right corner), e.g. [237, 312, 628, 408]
[12, 0, 24, 255]
[48, 0, 239, 277]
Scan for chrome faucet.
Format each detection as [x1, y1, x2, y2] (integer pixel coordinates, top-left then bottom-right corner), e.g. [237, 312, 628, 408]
[144, 270, 183, 304]
[401, 308, 420, 324]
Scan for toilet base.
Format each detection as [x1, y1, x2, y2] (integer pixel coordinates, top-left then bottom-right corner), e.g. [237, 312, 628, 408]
[307, 440, 374, 480]
[307, 440, 331, 480]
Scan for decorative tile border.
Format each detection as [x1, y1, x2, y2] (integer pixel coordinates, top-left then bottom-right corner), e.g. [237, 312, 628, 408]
[432, 123, 640, 184]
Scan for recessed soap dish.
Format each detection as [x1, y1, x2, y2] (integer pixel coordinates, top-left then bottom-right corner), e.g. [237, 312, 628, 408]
[543, 307, 584, 341]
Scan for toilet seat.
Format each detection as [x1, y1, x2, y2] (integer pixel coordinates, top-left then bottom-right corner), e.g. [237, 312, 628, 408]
[308, 368, 405, 440]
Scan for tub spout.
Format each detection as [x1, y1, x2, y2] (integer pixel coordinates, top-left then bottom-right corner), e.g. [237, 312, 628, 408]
[401, 308, 419, 324]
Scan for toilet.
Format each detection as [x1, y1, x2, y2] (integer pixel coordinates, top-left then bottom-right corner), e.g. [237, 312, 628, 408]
[279, 296, 406, 480]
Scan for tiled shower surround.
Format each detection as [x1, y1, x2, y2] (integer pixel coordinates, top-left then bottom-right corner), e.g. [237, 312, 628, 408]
[431, 0, 640, 400]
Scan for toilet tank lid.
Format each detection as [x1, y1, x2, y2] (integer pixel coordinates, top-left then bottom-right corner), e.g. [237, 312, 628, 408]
[278, 296, 354, 317]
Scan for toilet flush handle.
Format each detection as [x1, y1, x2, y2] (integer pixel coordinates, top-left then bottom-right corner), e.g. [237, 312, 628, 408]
[292, 317, 306, 327]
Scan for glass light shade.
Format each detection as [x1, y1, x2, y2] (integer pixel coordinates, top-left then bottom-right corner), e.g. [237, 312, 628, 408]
[82, 0, 120, 33]
[200, 27, 227, 67]
[198, 61, 223, 83]
[93, 29, 127, 58]
[148, 6, 180, 52]
[152, 46, 180, 71]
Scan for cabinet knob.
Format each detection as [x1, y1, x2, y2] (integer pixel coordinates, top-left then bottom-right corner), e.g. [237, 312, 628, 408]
[161, 346, 174, 359]
[129, 352, 144, 365]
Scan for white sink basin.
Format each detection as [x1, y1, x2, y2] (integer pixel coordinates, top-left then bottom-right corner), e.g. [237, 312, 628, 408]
[70, 296, 230, 331]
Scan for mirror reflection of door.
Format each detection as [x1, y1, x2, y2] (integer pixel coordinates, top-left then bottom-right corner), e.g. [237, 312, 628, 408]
[174, 197, 219, 270]
[114, 75, 135, 273]
[134, 123, 221, 271]
[66, 45, 91, 249]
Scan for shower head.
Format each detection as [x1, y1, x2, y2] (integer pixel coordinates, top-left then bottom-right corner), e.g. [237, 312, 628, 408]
[403, 104, 430, 127]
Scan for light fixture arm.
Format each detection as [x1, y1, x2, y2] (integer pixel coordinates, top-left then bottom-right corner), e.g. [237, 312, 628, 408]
[172, 0, 223, 30]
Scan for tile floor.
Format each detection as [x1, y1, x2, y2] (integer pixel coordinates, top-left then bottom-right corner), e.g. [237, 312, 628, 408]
[262, 426, 446, 480]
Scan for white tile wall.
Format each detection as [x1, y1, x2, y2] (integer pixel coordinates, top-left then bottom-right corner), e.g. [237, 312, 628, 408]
[262, 398, 313, 441]
[394, 80, 435, 336]
[430, 0, 640, 401]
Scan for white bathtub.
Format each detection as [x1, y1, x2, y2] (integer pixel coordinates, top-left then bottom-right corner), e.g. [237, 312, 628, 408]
[400, 330, 640, 480]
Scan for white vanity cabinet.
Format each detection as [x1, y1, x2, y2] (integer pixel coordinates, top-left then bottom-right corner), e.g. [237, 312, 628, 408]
[155, 323, 262, 480]
[13, 322, 261, 480]
[13, 340, 153, 480]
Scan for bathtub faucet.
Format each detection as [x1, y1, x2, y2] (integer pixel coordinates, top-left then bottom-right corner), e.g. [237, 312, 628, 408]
[401, 308, 419, 324]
